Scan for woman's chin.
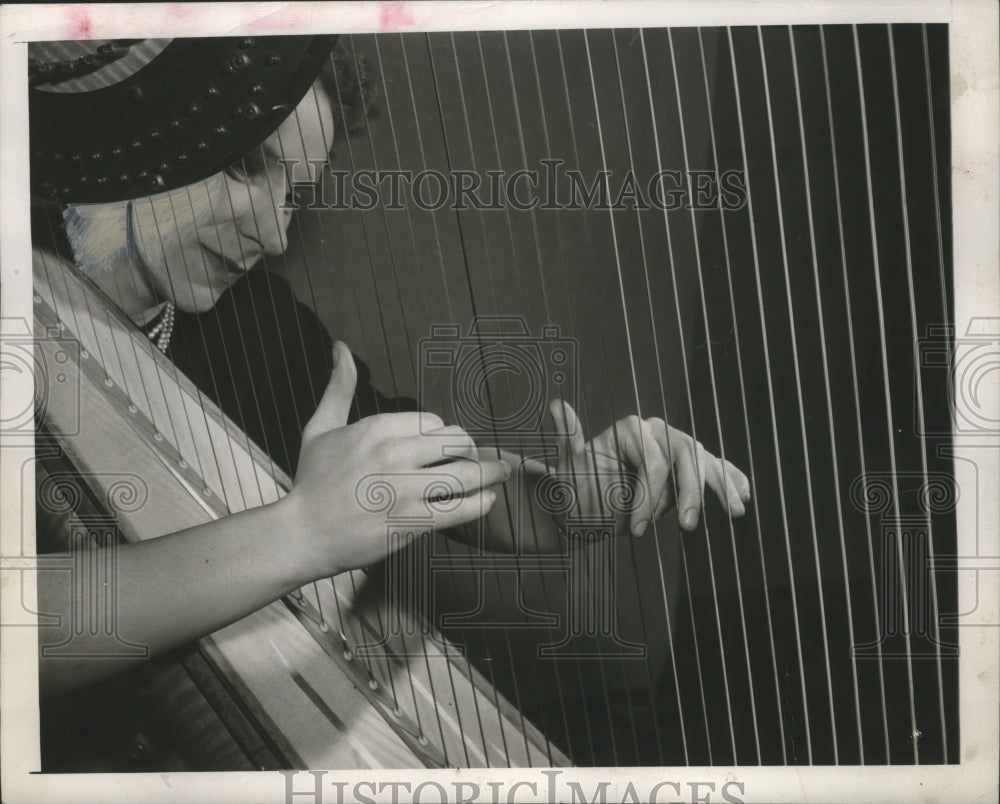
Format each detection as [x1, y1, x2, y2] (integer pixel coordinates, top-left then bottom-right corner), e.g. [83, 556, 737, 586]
[173, 283, 232, 314]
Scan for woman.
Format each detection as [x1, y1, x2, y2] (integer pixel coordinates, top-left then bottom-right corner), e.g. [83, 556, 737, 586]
[31, 36, 750, 706]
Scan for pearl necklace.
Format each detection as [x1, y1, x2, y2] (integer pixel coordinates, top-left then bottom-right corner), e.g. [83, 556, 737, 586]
[146, 301, 175, 353]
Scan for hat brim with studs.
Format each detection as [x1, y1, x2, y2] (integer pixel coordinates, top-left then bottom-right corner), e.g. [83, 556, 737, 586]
[30, 35, 338, 206]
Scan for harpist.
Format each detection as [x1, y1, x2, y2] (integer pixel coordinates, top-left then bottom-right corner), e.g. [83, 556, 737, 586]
[28, 35, 749, 767]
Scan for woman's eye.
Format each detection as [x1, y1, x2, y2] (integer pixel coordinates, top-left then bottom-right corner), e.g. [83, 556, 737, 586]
[224, 152, 268, 182]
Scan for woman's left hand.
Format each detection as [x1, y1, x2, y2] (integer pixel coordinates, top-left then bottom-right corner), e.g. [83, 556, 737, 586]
[548, 400, 751, 536]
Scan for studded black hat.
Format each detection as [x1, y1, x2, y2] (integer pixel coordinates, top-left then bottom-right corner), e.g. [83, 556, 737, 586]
[29, 35, 338, 206]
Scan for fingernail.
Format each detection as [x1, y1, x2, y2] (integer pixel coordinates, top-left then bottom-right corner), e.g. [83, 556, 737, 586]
[501, 460, 512, 480]
[635, 520, 649, 538]
[741, 488, 751, 503]
[683, 508, 699, 529]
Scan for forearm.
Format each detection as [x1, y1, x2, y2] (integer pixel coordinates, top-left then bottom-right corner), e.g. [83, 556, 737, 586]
[37, 498, 305, 697]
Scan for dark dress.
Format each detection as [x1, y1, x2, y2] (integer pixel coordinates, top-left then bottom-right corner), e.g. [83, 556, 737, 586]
[167, 269, 417, 477]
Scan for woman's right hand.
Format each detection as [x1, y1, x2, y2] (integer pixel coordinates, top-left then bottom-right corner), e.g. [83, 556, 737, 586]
[279, 341, 508, 580]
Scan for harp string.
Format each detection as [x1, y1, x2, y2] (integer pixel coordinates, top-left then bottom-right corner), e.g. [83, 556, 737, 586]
[224, 134, 366, 691]
[788, 23, 866, 762]
[419, 33, 537, 766]
[697, 26, 787, 765]
[432, 30, 551, 765]
[727, 25, 815, 764]
[596, 26, 715, 764]
[817, 26, 891, 762]
[272, 117, 357, 649]
[208, 174, 301, 482]
[522, 29, 603, 762]
[556, 28, 684, 765]
[757, 25, 842, 762]
[179, 182, 274, 512]
[308, 44, 450, 738]
[385, 34, 513, 765]
[529, 29, 628, 764]
[496, 26, 666, 764]
[663, 26, 746, 762]
[851, 23, 920, 764]
[336, 33, 536, 766]
[921, 23, 953, 760]
[338, 37, 492, 728]
[556, 27, 684, 764]
[580, 32, 689, 764]
[160, 189, 261, 505]
[134, 195, 235, 500]
[886, 25, 948, 758]
[921, 25, 950, 329]
[370, 31, 525, 765]
[600, 28, 701, 765]
[445, 28, 584, 764]
[290, 81, 407, 699]
[582, 27, 710, 762]
[502, 26, 658, 763]
[294, 76, 458, 763]
[266, 118, 413, 739]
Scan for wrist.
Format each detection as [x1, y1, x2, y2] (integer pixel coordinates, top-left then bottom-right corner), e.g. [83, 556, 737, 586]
[270, 492, 343, 586]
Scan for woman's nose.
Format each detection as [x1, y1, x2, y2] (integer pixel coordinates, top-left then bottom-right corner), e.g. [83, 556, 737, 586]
[255, 204, 292, 257]
[239, 181, 292, 257]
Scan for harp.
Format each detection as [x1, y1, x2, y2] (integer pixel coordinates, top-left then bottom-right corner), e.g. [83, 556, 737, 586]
[29, 22, 959, 769]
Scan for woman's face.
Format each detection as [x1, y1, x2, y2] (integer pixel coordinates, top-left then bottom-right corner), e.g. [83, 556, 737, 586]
[129, 84, 334, 313]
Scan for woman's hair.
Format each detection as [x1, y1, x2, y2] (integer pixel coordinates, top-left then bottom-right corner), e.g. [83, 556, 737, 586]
[316, 38, 381, 158]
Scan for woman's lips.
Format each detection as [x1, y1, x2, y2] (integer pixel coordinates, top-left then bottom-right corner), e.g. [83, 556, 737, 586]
[201, 246, 259, 280]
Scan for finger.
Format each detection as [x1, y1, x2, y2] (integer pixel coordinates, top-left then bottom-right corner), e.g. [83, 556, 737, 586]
[647, 420, 685, 508]
[392, 425, 478, 467]
[636, 419, 679, 521]
[725, 460, 752, 502]
[549, 399, 586, 468]
[302, 341, 357, 441]
[703, 454, 745, 518]
[672, 436, 704, 531]
[432, 488, 499, 531]
[364, 411, 445, 439]
[630, 420, 671, 537]
[400, 459, 511, 501]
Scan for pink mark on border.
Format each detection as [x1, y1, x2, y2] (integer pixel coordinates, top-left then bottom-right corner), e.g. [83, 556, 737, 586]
[63, 6, 93, 40]
[166, 4, 199, 22]
[379, 2, 415, 32]
[240, 5, 311, 33]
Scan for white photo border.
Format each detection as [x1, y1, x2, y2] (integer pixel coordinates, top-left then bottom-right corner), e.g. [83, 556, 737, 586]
[1, 2, 996, 802]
